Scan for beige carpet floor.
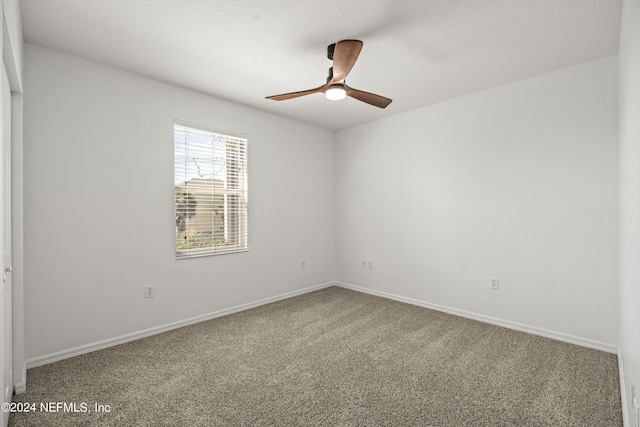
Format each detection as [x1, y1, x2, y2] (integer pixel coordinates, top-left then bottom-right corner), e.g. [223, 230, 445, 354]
[9, 286, 622, 426]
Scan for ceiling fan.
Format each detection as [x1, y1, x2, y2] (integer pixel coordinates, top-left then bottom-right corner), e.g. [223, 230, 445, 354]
[266, 39, 392, 109]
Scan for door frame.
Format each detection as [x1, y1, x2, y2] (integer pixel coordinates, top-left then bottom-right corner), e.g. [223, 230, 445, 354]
[1, 3, 26, 405]
[0, 61, 10, 427]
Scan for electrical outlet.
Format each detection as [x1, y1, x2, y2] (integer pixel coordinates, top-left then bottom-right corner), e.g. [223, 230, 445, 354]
[300, 259, 306, 269]
[368, 260, 374, 269]
[361, 260, 367, 268]
[489, 276, 499, 290]
[145, 284, 155, 298]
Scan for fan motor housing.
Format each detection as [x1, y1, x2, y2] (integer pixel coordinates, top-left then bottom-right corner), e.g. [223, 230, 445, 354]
[326, 67, 334, 83]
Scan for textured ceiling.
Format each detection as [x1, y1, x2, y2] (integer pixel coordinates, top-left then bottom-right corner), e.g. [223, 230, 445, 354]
[20, 0, 622, 130]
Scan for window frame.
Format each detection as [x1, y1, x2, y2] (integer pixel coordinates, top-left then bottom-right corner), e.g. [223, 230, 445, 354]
[173, 119, 249, 259]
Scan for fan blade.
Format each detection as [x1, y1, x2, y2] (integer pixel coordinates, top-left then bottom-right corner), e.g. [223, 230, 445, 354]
[266, 84, 327, 101]
[331, 40, 363, 83]
[344, 83, 392, 109]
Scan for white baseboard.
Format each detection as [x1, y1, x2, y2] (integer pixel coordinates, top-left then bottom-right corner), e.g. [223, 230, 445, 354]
[26, 281, 336, 369]
[335, 281, 618, 354]
[25, 280, 618, 367]
[14, 381, 26, 395]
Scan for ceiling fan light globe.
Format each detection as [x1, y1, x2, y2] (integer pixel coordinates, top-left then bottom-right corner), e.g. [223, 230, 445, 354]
[325, 85, 346, 101]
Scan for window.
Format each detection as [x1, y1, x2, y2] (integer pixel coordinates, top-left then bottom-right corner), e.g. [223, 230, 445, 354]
[174, 120, 248, 258]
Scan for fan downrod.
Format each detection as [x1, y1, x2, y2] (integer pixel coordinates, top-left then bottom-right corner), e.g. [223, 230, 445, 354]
[327, 43, 336, 60]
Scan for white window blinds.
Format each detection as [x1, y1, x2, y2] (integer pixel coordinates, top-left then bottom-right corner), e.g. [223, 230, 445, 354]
[174, 121, 248, 258]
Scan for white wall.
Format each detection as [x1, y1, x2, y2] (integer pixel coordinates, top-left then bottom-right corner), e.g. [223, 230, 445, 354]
[335, 56, 619, 350]
[619, 0, 640, 423]
[23, 44, 335, 363]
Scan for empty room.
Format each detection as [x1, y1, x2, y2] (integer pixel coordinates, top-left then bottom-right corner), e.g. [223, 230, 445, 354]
[1, 0, 639, 426]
